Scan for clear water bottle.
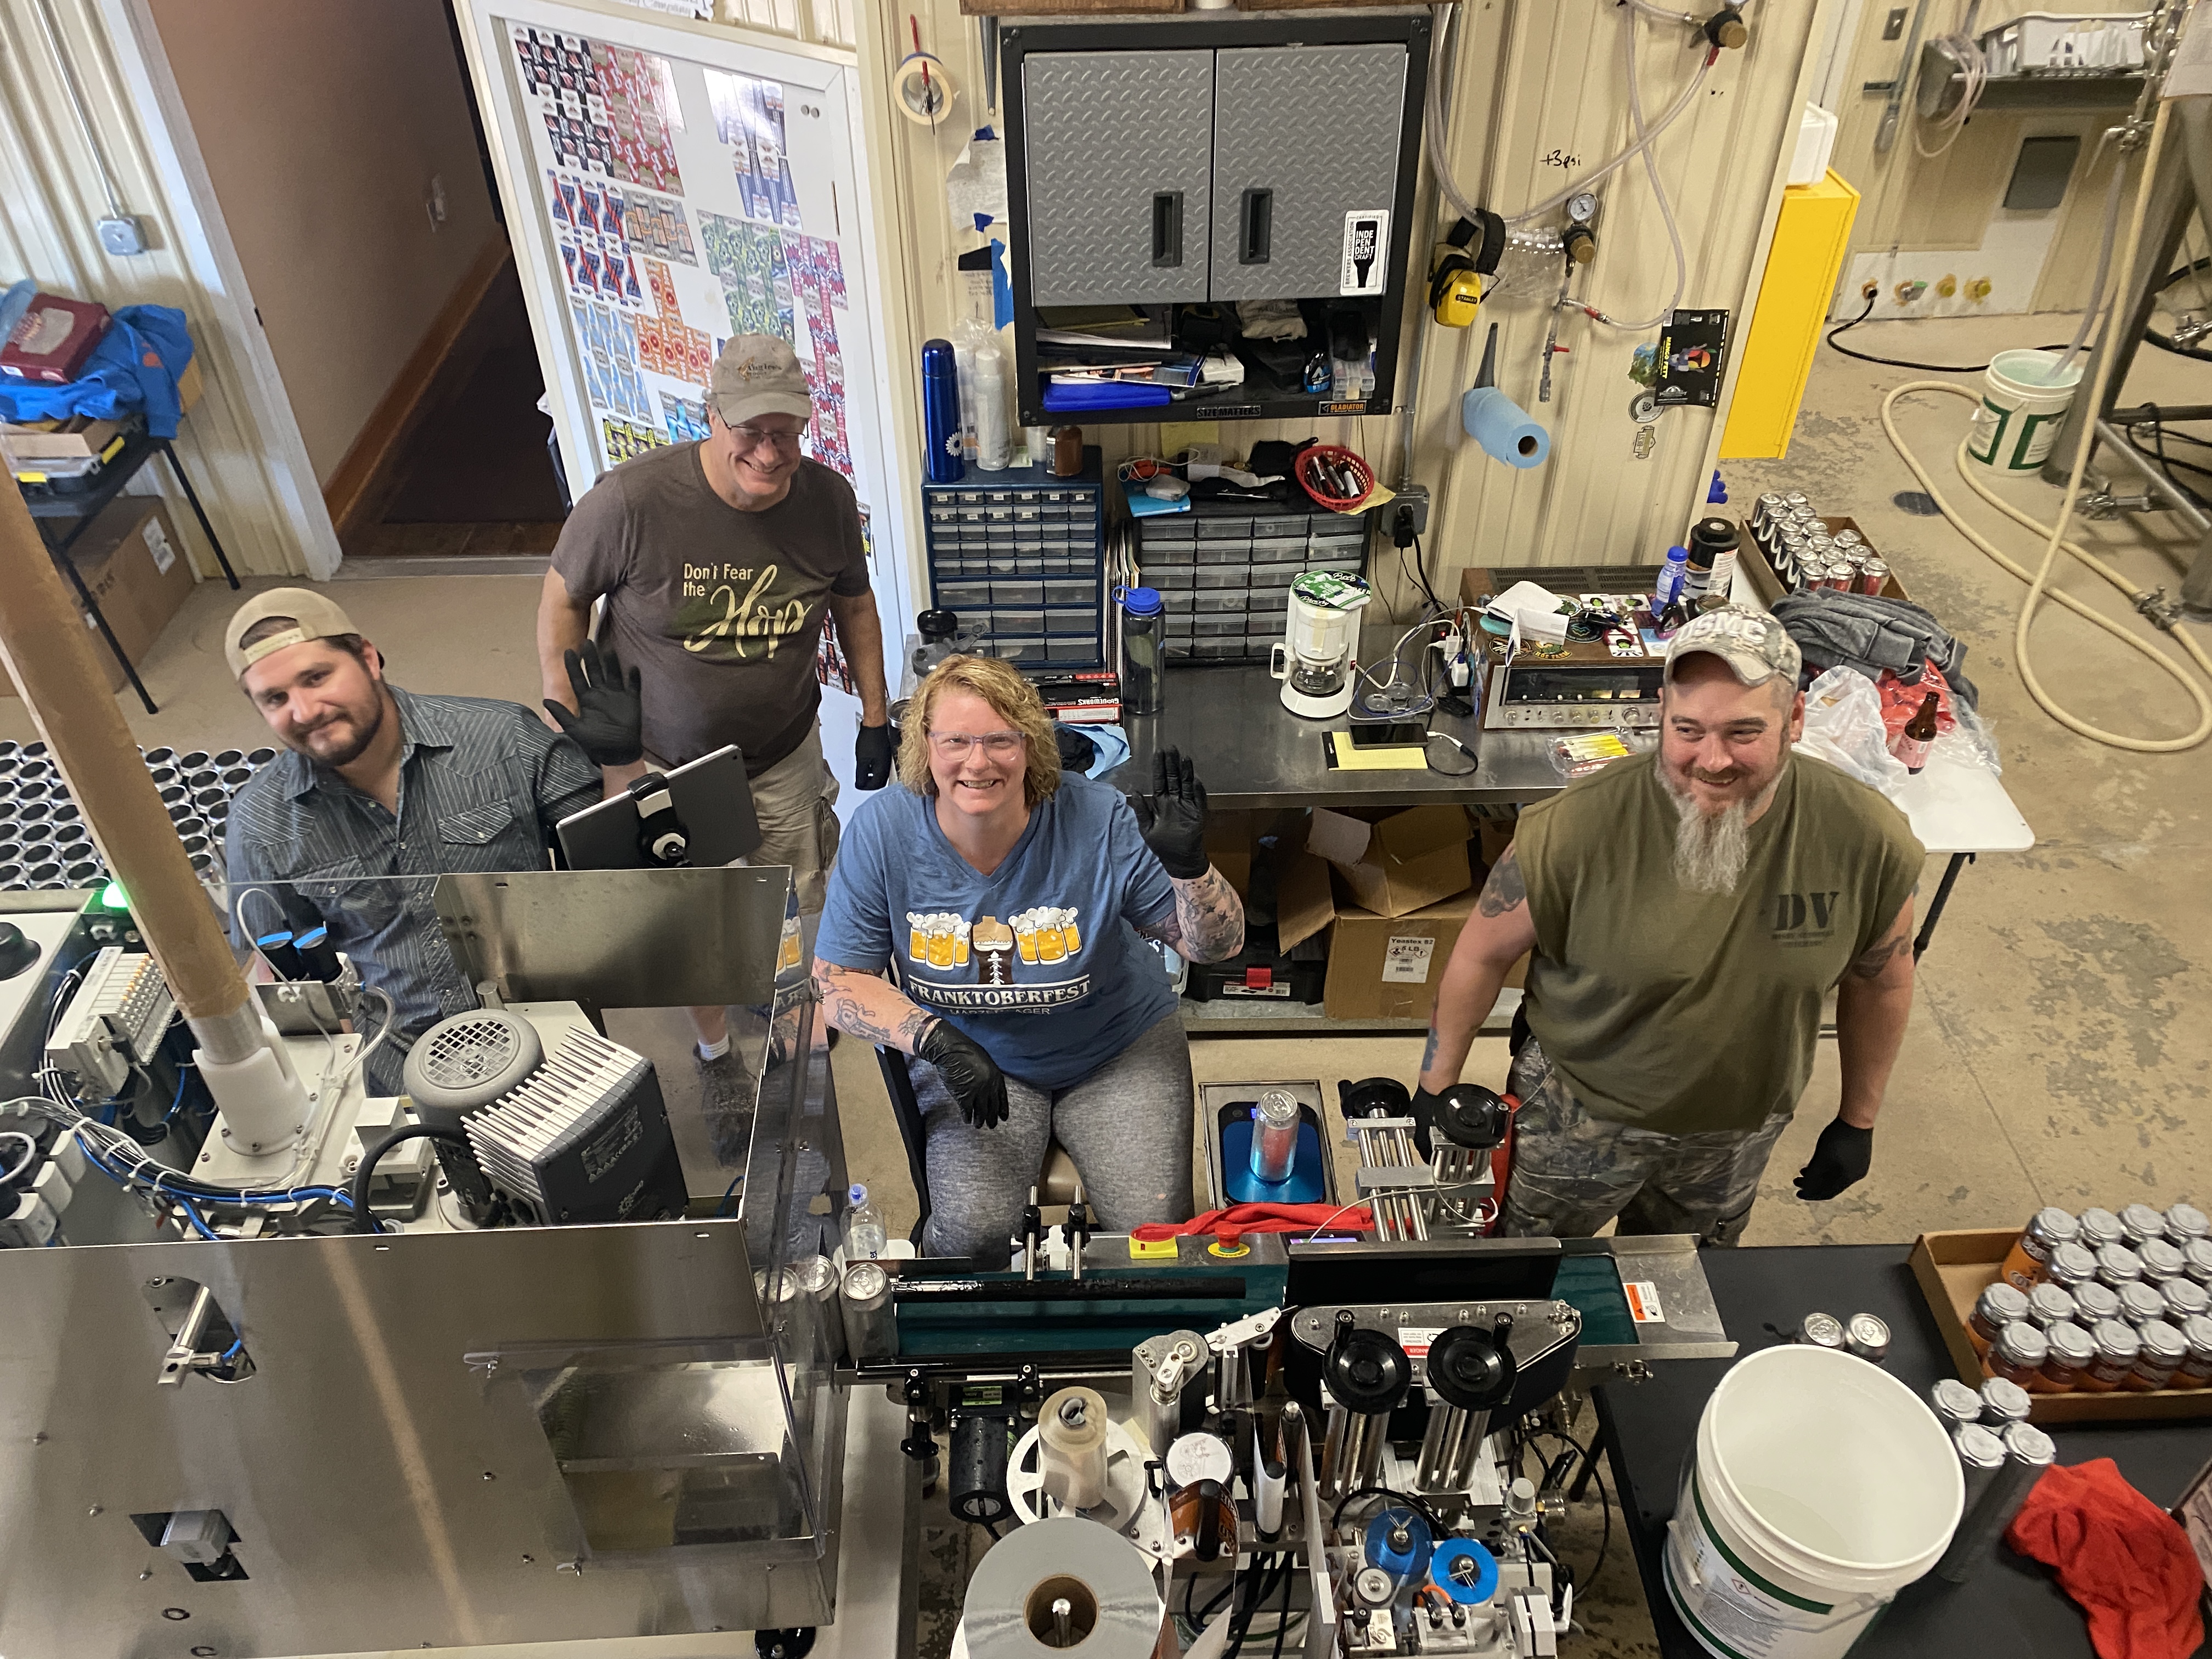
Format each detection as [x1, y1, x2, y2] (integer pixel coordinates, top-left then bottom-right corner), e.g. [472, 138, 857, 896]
[846, 1182, 886, 1260]
[1118, 585, 1165, 715]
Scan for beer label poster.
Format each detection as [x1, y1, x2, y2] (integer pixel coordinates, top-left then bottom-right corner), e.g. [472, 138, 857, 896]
[905, 907, 1088, 1011]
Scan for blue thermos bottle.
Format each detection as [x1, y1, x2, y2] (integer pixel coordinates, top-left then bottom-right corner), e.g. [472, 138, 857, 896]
[921, 339, 964, 484]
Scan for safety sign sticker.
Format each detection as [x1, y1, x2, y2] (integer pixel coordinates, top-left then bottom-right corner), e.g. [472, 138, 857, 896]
[1624, 1281, 1666, 1324]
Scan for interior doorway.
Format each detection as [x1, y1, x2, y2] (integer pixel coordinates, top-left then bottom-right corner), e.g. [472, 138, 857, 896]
[341, 259, 572, 560]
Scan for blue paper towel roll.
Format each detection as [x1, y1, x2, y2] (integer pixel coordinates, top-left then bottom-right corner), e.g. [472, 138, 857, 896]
[1461, 386, 1550, 469]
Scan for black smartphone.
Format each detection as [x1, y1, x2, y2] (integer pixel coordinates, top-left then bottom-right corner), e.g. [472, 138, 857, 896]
[1347, 720, 1430, 748]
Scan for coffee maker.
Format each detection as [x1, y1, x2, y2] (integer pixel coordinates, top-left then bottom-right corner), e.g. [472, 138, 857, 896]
[1269, 573, 1373, 719]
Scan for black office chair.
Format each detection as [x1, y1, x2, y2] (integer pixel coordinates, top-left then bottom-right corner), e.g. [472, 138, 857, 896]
[875, 1042, 1081, 1250]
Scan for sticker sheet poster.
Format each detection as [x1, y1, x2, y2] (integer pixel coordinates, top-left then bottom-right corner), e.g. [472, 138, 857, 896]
[707, 70, 802, 229]
[511, 26, 685, 194]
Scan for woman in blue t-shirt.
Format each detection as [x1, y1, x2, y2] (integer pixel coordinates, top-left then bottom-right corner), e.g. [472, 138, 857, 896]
[814, 654, 1244, 1263]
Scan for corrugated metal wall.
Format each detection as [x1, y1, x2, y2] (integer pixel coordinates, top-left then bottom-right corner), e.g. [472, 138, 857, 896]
[866, 0, 1831, 610]
[0, 0, 327, 577]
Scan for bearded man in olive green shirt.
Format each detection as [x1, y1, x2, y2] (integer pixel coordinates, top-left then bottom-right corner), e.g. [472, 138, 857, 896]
[1418, 606, 1925, 1243]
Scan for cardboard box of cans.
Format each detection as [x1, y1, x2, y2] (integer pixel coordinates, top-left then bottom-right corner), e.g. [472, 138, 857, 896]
[1911, 1226, 2212, 1423]
[1737, 508, 1914, 606]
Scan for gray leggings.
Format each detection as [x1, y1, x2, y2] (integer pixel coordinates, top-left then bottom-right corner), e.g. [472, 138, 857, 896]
[914, 1010, 1195, 1265]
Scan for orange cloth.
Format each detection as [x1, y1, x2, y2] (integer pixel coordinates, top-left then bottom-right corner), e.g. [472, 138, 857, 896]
[2005, 1458, 2205, 1659]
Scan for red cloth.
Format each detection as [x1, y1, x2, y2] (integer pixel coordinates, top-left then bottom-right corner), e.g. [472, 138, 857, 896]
[1129, 1202, 1371, 1242]
[1877, 661, 1961, 742]
[2004, 1458, 2205, 1659]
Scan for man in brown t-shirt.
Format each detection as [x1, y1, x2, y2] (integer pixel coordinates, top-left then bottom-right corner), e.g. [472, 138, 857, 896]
[540, 334, 891, 1069]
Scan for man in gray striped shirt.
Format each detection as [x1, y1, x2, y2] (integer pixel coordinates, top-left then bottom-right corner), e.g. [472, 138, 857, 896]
[222, 589, 617, 1095]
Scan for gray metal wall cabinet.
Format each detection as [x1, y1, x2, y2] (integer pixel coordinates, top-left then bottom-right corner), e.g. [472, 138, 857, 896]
[1022, 49, 1216, 307]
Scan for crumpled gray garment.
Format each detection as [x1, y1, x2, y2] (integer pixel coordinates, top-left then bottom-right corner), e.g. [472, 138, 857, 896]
[1771, 589, 1980, 712]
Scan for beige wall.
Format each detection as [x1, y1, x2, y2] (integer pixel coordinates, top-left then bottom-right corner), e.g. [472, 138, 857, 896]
[146, 0, 500, 485]
[866, 0, 1827, 594]
[1824, 0, 2160, 318]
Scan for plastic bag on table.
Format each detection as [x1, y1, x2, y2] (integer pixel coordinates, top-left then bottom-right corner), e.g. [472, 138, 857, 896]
[1796, 667, 1908, 799]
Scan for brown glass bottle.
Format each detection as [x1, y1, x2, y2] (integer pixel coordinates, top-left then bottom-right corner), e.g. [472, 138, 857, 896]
[1893, 691, 1939, 774]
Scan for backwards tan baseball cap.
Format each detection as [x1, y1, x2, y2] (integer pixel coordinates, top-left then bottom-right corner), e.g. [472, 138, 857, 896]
[1664, 604, 1802, 690]
[224, 588, 362, 679]
[708, 334, 814, 428]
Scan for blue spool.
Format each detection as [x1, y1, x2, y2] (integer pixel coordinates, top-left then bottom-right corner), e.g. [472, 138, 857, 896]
[1429, 1538, 1499, 1605]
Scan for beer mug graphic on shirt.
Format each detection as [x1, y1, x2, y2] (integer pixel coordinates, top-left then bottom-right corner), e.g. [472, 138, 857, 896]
[1013, 910, 1042, 964]
[906, 912, 929, 963]
[952, 918, 971, 966]
[1062, 906, 1083, 956]
[927, 915, 958, 969]
[1036, 908, 1068, 964]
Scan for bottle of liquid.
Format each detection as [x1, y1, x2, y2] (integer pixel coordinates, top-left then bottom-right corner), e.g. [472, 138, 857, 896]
[846, 1183, 886, 1260]
[1118, 585, 1165, 715]
[1893, 691, 1939, 774]
[1653, 545, 1689, 608]
[921, 341, 964, 484]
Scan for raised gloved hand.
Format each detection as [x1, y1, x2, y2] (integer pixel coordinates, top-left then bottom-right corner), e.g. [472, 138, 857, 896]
[544, 641, 643, 767]
[1794, 1117, 1874, 1201]
[918, 1019, 1009, 1130]
[1130, 746, 1209, 879]
[855, 723, 894, 791]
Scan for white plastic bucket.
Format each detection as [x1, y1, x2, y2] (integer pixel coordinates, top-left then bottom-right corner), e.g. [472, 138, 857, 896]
[1663, 1345, 1963, 1659]
[1966, 348, 2084, 472]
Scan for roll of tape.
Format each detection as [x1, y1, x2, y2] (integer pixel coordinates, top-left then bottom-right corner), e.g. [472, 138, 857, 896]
[961, 1515, 1161, 1658]
[893, 52, 957, 126]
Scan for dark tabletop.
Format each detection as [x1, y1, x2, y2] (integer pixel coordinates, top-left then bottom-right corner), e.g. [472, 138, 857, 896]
[1596, 1243, 2212, 1659]
[1102, 623, 1573, 809]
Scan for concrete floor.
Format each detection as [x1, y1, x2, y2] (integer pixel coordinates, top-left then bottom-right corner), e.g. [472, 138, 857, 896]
[14, 310, 2210, 1658]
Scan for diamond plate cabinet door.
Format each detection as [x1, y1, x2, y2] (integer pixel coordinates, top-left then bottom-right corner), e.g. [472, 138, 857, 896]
[1209, 44, 1406, 302]
[1021, 49, 1216, 307]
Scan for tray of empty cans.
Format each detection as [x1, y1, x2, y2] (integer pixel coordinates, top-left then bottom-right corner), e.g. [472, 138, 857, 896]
[0, 739, 279, 894]
[1136, 496, 1368, 664]
[919, 449, 1107, 668]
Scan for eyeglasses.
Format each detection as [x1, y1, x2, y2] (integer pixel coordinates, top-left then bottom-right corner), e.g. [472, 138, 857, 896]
[930, 730, 1025, 759]
[731, 424, 805, 453]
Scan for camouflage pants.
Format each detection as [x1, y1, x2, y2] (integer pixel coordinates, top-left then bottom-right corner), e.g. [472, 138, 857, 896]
[1498, 1036, 1793, 1245]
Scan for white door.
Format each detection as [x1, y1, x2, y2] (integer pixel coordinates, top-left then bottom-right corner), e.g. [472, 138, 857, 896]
[452, 1, 912, 777]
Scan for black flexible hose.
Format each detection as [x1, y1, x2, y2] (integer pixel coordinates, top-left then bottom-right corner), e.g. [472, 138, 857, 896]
[2148, 258, 2212, 360]
[1824, 293, 2070, 374]
[349, 1124, 471, 1233]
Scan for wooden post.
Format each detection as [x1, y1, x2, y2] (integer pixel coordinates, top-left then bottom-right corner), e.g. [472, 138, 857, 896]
[0, 484, 258, 1057]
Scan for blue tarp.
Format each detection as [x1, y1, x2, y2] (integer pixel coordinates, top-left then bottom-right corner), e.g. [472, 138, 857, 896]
[0, 303, 194, 438]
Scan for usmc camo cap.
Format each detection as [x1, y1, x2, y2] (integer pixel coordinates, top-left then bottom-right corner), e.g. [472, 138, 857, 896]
[708, 334, 814, 429]
[1664, 605, 1802, 690]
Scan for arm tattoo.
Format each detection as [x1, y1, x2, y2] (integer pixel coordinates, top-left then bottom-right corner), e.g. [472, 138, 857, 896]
[1476, 847, 1526, 918]
[811, 962, 934, 1051]
[1847, 929, 1911, 981]
[1136, 866, 1245, 963]
[1420, 1026, 1440, 1074]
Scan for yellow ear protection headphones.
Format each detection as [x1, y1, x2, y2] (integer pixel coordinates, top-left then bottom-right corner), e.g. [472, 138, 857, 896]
[1428, 211, 1506, 329]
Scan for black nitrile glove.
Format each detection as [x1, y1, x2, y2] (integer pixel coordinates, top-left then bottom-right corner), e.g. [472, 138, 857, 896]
[544, 641, 644, 767]
[855, 722, 894, 791]
[1794, 1117, 1874, 1201]
[917, 1019, 1009, 1130]
[1129, 746, 1209, 879]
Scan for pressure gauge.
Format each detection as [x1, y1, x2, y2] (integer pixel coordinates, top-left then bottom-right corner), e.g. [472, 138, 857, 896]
[1566, 191, 1599, 225]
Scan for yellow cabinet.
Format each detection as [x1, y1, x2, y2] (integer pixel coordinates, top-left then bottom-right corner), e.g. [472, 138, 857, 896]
[1719, 170, 1860, 460]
